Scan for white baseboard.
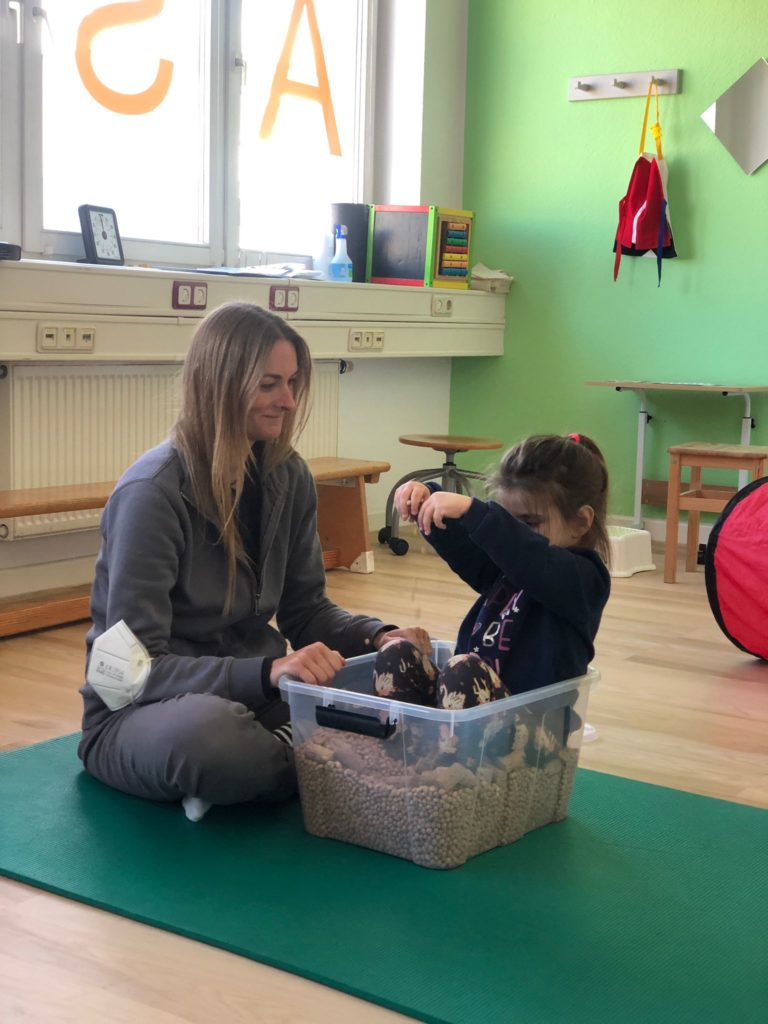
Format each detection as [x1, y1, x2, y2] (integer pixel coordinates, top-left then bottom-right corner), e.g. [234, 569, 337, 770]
[608, 515, 713, 546]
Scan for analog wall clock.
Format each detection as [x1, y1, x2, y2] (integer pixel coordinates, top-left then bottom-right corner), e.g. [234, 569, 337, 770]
[78, 204, 125, 265]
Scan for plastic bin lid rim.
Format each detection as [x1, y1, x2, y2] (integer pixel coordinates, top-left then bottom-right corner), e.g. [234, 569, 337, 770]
[279, 666, 599, 721]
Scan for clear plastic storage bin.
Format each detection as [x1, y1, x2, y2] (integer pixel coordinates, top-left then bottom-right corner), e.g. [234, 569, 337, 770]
[280, 642, 598, 869]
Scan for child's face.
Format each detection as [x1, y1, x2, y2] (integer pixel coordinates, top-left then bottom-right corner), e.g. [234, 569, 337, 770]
[498, 488, 591, 548]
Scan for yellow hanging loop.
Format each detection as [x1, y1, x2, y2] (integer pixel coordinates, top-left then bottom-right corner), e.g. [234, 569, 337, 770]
[639, 78, 663, 159]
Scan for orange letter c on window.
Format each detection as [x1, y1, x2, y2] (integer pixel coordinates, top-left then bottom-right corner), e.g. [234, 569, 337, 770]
[76, 0, 172, 116]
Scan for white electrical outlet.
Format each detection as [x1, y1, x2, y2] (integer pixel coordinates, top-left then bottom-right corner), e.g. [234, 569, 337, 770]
[362, 331, 374, 349]
[348, 329, 363, 351]
[431, 295, 454, 316]
[36, 322, 96, 352]
[37, 325, 58, 351]
[372, 330, 385, 350]
[77, 326, 96, 350]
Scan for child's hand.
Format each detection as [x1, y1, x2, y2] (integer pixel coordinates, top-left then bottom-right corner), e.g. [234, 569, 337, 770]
[373, 625, 432, 656]
[418, 492, 472, 535]
[394, 481, 431, 521]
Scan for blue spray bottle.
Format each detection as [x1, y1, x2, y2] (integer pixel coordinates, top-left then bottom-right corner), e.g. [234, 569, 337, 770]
[328, 223, 353, 281]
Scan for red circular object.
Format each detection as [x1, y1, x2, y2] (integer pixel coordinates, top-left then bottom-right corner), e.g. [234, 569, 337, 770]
[706, 477, 768, 659]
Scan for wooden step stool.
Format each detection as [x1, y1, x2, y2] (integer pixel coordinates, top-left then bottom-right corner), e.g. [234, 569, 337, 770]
[664, 442, 768, 583]
[0, 456, 389, 637]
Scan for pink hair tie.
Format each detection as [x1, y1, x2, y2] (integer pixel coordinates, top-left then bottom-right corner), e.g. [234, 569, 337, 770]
[567, 433, 582, 443]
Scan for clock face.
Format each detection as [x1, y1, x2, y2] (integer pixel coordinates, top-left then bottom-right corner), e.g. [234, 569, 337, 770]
[89, 210, 121, 260]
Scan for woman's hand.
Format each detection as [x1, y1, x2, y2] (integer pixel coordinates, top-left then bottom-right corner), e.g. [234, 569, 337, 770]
[418, 492, 472, 535]
[393, 482, 431, 521]
[373, 626, 432, 656]
[270, 642, 345, 687]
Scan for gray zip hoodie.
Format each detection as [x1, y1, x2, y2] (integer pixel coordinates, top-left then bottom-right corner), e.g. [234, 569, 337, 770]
[78, 441, 390, 759]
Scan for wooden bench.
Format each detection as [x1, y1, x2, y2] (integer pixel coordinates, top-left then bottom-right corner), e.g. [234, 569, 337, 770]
[0, 456, 390, 637]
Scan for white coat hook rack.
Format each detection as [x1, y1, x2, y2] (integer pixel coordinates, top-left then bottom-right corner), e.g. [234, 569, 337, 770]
[568, 69, 681, 101]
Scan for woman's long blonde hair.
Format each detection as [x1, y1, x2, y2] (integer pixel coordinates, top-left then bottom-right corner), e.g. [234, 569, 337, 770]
[172, 302, 312, 610]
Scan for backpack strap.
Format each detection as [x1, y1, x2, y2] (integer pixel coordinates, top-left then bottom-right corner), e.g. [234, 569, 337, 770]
[639, 78, 663, 160]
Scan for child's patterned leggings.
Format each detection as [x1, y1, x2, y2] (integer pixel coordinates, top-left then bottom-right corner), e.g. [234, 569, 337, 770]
[372, 638, 580, 766]
[373, 638, 511, 709]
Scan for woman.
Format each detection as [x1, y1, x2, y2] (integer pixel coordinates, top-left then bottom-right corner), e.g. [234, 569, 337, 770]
[78, 302, 428, 819]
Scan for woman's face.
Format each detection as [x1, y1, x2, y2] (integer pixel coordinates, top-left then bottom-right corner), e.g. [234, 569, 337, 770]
[245, 339, 299, 442]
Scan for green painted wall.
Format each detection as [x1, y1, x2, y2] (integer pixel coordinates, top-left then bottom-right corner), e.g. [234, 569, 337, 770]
[453, 0, 768, 517]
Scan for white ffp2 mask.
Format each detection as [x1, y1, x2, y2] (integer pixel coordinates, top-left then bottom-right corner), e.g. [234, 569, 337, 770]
[87, 620, 151, 711]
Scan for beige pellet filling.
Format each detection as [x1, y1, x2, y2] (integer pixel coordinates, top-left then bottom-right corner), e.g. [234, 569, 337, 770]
[295, 725, 580, 869]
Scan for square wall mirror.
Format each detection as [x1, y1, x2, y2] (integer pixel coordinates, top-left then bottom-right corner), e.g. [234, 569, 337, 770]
[701, 58, 768, 175]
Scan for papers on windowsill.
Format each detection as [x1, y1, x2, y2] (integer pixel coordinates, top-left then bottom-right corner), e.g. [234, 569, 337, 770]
[199, 262, 323, 279]
[470, 262, 514, 293]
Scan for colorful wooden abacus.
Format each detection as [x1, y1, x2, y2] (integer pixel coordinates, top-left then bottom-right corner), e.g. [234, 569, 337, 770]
[432, 208, 473, 289]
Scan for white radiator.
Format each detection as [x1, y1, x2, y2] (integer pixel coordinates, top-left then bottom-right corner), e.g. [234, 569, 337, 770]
[295, 360, 340, 460]
[2, 360, 340, 541]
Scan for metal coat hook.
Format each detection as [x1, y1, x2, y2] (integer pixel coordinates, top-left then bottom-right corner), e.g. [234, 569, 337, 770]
[613, 78, 628, 89]
[576, 81, 592, 91]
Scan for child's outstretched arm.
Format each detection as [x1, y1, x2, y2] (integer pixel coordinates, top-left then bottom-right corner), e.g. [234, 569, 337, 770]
[412, 490, 500, 594]
[462, 501, 610, 627]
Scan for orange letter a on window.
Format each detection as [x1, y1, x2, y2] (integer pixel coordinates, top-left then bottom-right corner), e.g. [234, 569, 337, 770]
[259, 0, 341, 156]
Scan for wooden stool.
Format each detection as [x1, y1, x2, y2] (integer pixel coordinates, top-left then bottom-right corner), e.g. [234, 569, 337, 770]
[664, 442, 768, 583]
[379, 434, 502, 555]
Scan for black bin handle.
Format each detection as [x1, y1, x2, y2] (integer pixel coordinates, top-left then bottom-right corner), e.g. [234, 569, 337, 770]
[315, 703, 396, 739]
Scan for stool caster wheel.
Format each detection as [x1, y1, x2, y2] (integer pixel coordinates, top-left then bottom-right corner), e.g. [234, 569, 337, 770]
[378, 526, 391, 545]
[388, 536, 409, 556]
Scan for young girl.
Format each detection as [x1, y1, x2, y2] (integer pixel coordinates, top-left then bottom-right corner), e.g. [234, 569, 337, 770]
[374, 434, 611, 730]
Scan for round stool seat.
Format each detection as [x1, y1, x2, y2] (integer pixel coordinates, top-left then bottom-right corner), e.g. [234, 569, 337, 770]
[379, 434, 503, 557]
[399, 434, 502, 453]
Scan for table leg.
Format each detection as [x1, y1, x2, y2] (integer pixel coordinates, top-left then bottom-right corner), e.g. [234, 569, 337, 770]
[664, 452, 682, 583]
[623, 388, 649, 529]
[685, 465, 701, 572]
[738, 393, 753, 491]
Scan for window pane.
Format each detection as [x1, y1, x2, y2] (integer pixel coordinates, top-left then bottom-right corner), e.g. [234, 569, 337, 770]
[41, 0, 210, 245]
[239, 0, 364, 255]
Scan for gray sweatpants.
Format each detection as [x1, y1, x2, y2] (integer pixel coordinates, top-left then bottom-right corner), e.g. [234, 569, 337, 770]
[81, 693, 296, 806]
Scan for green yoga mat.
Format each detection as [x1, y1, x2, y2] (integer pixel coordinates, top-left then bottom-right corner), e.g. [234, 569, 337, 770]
[1, 735, 766, 1024]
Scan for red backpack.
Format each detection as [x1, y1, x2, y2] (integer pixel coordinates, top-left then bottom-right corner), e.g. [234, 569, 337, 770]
[613, 81, 676, 285]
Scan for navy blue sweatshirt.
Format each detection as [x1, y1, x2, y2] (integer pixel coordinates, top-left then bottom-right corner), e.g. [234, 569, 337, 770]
[423, 497, 610, 695]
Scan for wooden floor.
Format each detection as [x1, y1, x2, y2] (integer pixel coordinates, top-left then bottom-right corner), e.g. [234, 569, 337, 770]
[1, 536, 767, 1022]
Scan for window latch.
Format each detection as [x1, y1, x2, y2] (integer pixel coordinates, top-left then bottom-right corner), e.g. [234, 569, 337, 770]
[31, 5, 53, 42]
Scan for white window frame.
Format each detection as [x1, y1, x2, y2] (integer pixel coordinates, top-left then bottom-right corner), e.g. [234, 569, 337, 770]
[20, 0, 226, 267]
[6, 0, 375, 268]
[0, 2, 23, 246]
[234, 0, 376, 268]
